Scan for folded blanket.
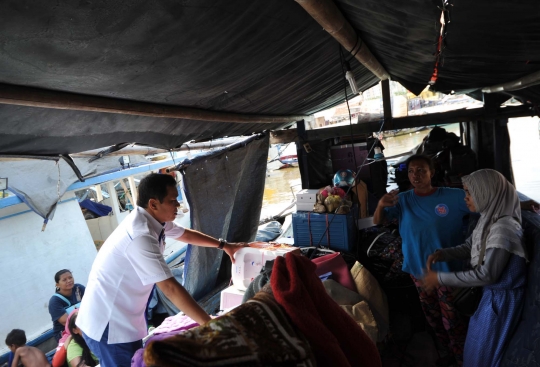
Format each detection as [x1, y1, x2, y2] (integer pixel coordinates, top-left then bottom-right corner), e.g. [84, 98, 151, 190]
[152, 314, 199, 335]
[132, 315, 199, 367]
[144, 291, 315, 367]
[271, 253, 382, 367]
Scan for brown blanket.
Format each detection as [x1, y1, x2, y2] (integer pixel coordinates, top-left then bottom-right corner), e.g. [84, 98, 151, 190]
[144, 291, 315, 367]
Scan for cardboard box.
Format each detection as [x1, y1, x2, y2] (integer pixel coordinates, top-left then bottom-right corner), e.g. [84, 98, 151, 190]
[296, 202, 315, 212]
[220, 285, 245, 310]
[296, 189, 319, 204]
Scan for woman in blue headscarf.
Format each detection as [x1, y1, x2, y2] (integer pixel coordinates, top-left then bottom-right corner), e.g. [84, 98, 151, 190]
[424, 169, 528, 367]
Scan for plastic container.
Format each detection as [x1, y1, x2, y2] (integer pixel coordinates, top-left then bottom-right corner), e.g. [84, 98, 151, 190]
[292, 212, 356, 252]
[232, 245, 298, 291]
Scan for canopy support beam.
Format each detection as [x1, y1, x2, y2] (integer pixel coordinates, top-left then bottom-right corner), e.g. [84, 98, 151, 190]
[295, 0, 390, 80]
[482, 70, 540, 93]
[0, 83, 307, 124]
[381, 79, 392, 126]
[270, 105, 534, 143]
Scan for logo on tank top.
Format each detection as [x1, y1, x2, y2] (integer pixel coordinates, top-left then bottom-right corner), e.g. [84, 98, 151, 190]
[435, 204, 449, 217]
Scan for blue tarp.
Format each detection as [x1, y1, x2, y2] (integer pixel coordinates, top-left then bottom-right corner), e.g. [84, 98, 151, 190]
[79, 199, 112, 217]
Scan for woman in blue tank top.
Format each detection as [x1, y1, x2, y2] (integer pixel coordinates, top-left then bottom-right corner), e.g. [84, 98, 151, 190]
[48, 269, 86, 341]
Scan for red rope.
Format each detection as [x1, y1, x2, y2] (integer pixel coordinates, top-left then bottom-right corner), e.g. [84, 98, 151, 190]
[308, 212, 313, 247]
[326, 214, 330, 247]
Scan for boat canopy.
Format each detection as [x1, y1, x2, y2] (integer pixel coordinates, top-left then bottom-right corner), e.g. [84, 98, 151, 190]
[0, 0, 538, 157]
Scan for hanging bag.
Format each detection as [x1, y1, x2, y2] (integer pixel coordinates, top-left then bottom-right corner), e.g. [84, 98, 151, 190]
[451, 237, 487, 317]
[452, 286, 482, 317]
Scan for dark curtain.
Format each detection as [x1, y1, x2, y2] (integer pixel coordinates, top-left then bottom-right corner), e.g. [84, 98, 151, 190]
[181, 134, 269, 301]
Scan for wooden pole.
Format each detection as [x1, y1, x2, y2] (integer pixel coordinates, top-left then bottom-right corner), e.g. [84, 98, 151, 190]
[0, 83, 307, 124]
[127, 176, 138, 207]
[267, 105, 534, 143]
[295, 0, 390, 80]
[118, 179, 135, 210]
[106, 181, 121, 227]
[95, 185, 104, 202]
[381, 79, 392, 127]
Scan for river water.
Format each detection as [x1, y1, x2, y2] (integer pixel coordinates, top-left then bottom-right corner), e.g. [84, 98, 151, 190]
[261, 117, 540, 218]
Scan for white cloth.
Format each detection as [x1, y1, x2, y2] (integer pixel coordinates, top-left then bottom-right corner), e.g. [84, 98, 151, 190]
[77, 207, 185, 344]
[462, 169, 527, 267]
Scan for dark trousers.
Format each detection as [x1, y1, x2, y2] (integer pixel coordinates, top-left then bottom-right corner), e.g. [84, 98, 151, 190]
[82, 324, 142, 367]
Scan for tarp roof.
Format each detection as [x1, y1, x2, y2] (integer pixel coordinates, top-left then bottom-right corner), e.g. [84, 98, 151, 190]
[0, 0, 539, 156]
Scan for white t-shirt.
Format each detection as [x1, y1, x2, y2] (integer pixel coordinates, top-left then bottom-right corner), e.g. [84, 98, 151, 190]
[77, 207, 185, 344]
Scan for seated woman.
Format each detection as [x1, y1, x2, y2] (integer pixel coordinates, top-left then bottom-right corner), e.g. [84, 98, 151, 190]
[424, 169, 528, 367]
[48, 269, 85, 341]
[66, 312, 98, 367]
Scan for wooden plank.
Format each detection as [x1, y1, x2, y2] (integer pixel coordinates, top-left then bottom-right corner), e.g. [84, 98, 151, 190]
[106, 181, 121, 227]
[118, 179, 135, 210]
[381, 79, 392, 127]
[95, 185, 103, 202]
[0, 83, 307, 124]
[127, 176, 138, 207]
[269, 129, 298, 144]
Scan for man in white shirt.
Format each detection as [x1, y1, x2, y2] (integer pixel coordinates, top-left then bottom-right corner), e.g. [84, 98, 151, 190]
[77, 173, 246, 367]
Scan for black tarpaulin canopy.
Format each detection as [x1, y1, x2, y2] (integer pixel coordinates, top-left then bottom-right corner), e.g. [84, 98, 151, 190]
[0, 0, 539, 156]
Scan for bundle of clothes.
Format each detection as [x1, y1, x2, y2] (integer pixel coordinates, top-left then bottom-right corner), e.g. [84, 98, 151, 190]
[133, 252, 388, 367]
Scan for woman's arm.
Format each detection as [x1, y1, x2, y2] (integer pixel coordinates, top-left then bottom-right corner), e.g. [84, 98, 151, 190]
[437, 235, 474, 261]
[57, 313, 68, 326]
[373, 190, 399, 225]
[438, 248, 511, 287]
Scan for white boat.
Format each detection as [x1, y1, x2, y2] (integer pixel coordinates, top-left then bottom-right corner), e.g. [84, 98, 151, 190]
[0, 157, 191, 363]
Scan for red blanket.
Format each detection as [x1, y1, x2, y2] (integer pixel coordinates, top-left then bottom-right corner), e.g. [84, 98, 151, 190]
[271, 253, 382, 367]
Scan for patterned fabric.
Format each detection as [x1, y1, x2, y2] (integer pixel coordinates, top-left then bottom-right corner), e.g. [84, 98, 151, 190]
[411, 275, 469, 366]
[464, 254, 526, 367]
[501, 210, 540, 367]
[363, 228, 410, 287]
[378, 236, 406, 283]
[143, 291, 315, 367]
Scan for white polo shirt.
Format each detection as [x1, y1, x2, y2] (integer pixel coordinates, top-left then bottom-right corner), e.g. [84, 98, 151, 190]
[77, 207, 185, 344]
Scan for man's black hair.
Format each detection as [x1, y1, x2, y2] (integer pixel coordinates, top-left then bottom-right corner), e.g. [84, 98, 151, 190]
[5, 329, 26, 347]
[405, 154, 435, 172]
[137, 173, 177, 208]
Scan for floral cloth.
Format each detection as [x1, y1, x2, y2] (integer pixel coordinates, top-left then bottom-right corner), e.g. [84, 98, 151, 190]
[143, 291, 315, 367]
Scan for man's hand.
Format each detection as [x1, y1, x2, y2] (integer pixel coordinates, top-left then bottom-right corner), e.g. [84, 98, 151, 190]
[422, 269, 440, 293]
[223, 242, 249, 264]
[426, 251, 444, 271]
